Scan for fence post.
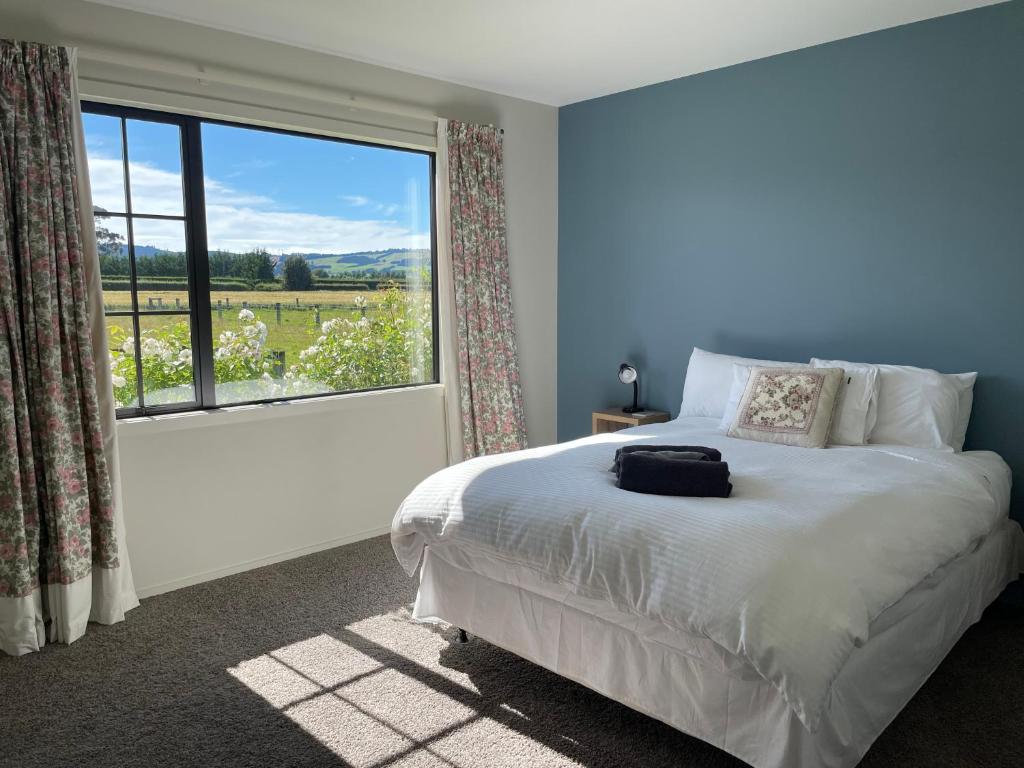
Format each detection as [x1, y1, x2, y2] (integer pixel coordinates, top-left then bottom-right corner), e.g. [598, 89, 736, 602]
[226, 297, 231, 308]
[295, 297, 299, 306]
[175, 297, 181, 309]
[217, 298, 222, 320]
[147, 297, 154, 309]
[314, 305, 320, 326]
[242, 300, 248, 309]
[275, 302, 282, 324]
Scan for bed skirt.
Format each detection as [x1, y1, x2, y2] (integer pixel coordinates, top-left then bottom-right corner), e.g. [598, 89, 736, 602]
[411, 519, 1024, 768]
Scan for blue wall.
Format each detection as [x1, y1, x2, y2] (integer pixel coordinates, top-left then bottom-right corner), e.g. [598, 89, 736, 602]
[558, 1, 1024, 520]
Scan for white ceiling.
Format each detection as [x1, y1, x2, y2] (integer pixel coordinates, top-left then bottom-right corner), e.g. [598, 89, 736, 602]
[86, 0, 1003, 106]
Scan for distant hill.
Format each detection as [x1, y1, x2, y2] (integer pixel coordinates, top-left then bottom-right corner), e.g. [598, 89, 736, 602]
[293, 248, 431, 276]
[120, 244, 428, 276]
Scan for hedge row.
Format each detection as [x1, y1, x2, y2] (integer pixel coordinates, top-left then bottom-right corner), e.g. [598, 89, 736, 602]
[242, 280, 377, 292]
[101, 277, 406, 292]
[102, 278, 251, 292]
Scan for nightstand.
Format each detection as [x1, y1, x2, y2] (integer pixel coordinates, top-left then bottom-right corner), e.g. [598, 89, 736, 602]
[592, 407, 671, 434]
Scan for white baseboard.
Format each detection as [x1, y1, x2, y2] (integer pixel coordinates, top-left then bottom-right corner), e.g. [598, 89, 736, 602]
[134, 524, 393, 599]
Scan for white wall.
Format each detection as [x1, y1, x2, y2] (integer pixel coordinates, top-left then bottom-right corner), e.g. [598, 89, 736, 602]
[117, 387, 447, 596]
[0, 0, 558, 597]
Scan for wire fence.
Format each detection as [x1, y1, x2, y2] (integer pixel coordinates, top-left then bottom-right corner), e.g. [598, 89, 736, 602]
[104, 296, 372, 325]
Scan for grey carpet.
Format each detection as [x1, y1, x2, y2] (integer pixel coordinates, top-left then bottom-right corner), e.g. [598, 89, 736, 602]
[1, 535, 1021, 768]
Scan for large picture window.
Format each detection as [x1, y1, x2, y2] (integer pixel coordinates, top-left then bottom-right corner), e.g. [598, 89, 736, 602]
[82, 103, 437, 416]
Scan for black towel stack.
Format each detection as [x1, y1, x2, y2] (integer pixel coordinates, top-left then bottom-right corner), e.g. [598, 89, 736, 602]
[610, 444, 732, 498]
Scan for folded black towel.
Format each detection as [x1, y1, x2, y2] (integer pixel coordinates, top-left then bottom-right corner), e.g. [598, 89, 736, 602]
[646, 450, 710, 462]
[616, 452, 732, 498]
[610, 444, 722, 474]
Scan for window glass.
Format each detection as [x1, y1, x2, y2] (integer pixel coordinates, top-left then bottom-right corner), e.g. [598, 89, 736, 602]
[94, 215, 130, 313]
[82, 105, 437, 416]
[200, 123, 433, 405]
[83, 113, 126, 214]
[126, 119, 184, 216]
[85, 110, 196, 414]
[135, 314, 196, 406]
[133, 218, 190, 311]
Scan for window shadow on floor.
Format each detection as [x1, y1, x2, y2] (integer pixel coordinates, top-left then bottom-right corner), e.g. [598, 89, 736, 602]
[3, 534, 1021, 768]
[0, 537, 411, 768]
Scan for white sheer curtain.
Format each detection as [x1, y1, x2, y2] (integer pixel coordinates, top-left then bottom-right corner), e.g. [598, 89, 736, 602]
[436, 119, 464, 465]
[69, 48, 139, 638]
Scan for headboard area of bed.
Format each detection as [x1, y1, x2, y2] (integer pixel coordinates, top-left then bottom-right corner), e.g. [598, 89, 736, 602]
[556, 1, 1024, 523]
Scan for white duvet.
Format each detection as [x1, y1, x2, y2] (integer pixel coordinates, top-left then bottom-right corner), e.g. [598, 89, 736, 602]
[391, 417, 1011, 731]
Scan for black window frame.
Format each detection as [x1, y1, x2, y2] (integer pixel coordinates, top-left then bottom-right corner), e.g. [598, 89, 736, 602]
[83, 100, 440, 419]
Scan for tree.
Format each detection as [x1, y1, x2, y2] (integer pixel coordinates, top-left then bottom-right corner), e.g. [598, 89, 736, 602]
[207, 248, 277, 283]
[96, 224, 129, 275]
[135, 251, 187, 277]
[236, 248, 276, 285]
[95, 224, 124, 256]
[282, 254, 312, 290]
[208, 249, 235, 278]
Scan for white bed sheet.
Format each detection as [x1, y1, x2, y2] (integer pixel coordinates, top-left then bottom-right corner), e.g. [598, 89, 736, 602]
[413, 519, 1024, 768]
[393, 417, 1013, 731]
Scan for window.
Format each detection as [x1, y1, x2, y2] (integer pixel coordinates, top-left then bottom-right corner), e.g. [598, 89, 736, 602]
[82, 103, 437, 417]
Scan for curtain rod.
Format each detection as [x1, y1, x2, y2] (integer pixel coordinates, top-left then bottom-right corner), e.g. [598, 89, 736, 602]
[76, 74, 440, 145]
[76, 45, 443, 124]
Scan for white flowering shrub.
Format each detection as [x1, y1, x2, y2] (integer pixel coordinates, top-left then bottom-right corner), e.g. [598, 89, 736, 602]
[108, 286, 430, 408]
[285, 285, 432, 393]
[213, 308, 273, 385]
[108, 309, 273, 408]
[109, 321, 194, 407]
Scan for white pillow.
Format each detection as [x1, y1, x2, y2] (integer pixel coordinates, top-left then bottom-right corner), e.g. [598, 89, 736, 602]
[949, 372, 978, 452]
[680, 347, 806, 419]
[718, 364, 753, 430]
[810, 358, 880, 445]
[824, 360, 974, 450]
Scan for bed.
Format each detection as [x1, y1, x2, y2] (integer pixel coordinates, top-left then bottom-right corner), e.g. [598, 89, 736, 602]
[391, 416, 1023, 768]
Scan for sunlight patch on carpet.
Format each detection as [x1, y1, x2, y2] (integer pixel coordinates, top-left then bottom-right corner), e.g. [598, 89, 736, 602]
[225, 613, 578, 767]
[345, 610, 480, 693]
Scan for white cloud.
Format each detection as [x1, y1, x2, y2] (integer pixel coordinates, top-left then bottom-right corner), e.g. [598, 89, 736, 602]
[86, 157, 427, 253]
[204, 177, 274, 208]
[204, 204, 428, 254]
[341, 194, 405, 219]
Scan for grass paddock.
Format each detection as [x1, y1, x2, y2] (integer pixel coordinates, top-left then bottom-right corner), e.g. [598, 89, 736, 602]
[104, 288, 430, 369]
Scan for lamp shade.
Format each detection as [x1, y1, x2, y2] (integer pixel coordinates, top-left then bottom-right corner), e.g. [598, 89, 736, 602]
[618, 363, 640, 413]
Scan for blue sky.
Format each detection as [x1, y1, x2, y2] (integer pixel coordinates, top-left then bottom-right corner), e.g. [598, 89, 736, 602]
[83, 113, 432, 254]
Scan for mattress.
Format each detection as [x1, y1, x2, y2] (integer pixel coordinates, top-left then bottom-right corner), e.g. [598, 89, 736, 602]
[394, 416, 1013, 731]
[412, 518, 1024, 768]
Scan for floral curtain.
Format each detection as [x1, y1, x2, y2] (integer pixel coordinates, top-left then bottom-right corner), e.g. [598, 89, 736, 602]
[0, 41, 136, 655]
[445, 120, 528, 458]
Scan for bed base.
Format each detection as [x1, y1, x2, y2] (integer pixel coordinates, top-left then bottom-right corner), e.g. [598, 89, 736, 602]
[412, 520, 1023, 768]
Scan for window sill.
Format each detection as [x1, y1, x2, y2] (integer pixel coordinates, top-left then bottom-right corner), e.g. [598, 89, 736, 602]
[115, 383, 445, 437]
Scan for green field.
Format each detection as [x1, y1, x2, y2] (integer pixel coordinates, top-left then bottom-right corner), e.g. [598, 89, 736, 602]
[104, 288, 428, 368]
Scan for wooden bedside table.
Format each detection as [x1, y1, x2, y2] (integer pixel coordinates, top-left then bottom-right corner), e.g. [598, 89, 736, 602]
[592, 407, 671, 434]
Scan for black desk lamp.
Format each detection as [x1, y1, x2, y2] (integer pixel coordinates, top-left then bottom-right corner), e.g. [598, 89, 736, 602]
[618, 363, 641, 413]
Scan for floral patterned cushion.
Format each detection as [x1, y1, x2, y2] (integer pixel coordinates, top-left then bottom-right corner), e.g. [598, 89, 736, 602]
[727, 366, 844, 448]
